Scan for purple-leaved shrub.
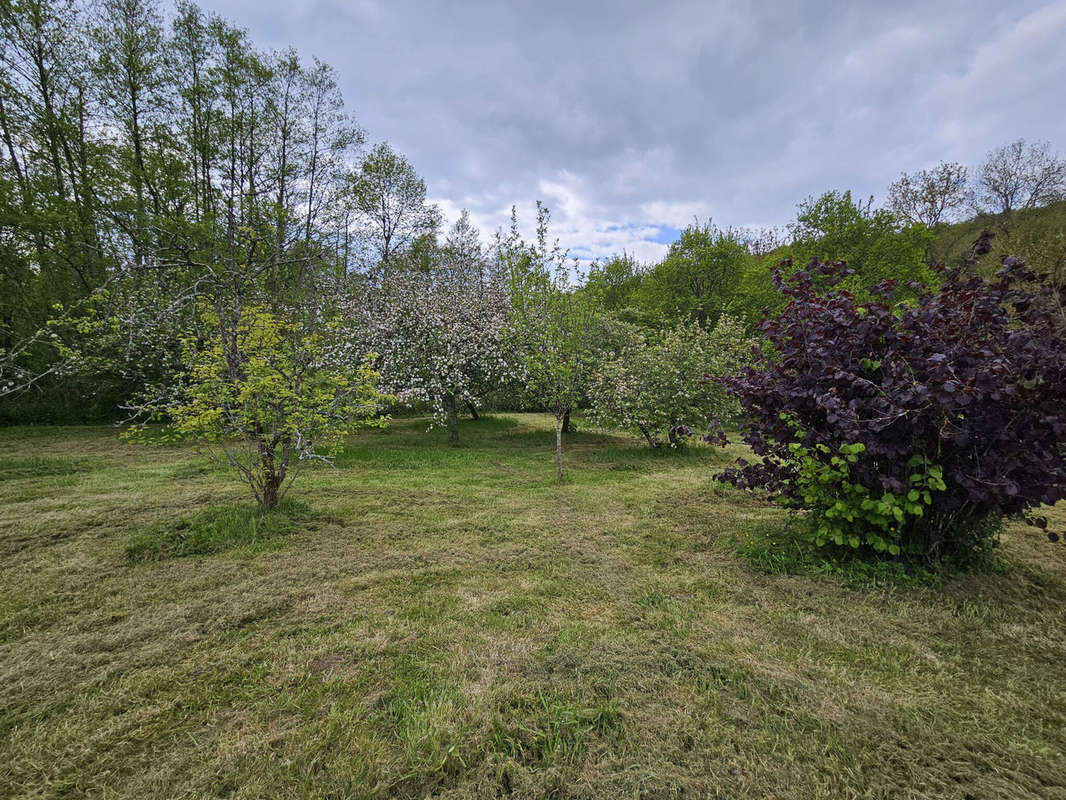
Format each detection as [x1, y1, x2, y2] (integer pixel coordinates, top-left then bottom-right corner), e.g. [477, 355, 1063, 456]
[711, 257, 1066, 562]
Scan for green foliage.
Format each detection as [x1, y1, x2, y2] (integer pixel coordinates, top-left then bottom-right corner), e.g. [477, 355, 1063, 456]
[587, 316, 754, 448]
[726, 249, 790, 324]
[128, 304, 390, 508]
[787, 190, 934, 296]
[582, 253, 645, 313]
[638, 222, 752, 326]
[736, 520, 941, 587]
[782, 436, 946, 557]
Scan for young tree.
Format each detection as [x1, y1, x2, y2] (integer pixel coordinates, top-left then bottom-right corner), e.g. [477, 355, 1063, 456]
[587, 316, 754, 448]
[158, 300, 388, 509]
[502, 203, 597, 479]
[887, 161, 970, 227]
[974, 139, 1066, 216]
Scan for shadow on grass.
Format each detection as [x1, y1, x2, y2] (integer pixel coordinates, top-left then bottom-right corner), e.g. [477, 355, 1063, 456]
[125, 499, 312, 562]
[734, 517, 960, 588]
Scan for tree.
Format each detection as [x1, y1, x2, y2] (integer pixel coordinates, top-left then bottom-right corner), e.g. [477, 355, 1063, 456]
[349, 141, 441, 277]
[359, 211, 515, 443]
[888, 161, 969, 227]
[0, 0, 385, 429]
[788, 190, 933, 297]
[502, 203, 597, 479]
[639, 222, 749, 326]
[112, 218, 393, 509]
[583, 253, 644, 313]
[975, 139, 1066, 216]
[713, 258, 1066, 562]
[92, 0, 171, 267]
[157, 302, 388, 508]
[587, 316, 754, 448]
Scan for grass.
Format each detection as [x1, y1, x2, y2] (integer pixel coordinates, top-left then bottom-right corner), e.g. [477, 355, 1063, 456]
[1, 413, 1065, 799]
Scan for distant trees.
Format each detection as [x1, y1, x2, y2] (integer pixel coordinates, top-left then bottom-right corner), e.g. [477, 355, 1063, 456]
[974, 139, 1066, 216]
[639, 222, 749, 326]
[583, 253, 644, 314]
[788, 190, 933, 295]
[887, 162, 970, 227]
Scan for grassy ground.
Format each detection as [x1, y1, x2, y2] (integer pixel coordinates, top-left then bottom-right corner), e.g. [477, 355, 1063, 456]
[1, 414, 1065, 799]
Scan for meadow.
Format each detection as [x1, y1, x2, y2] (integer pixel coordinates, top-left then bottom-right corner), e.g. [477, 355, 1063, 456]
[1, 414, 1064, 799]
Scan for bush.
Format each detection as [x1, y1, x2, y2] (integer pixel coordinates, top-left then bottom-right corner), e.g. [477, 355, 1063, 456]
[712, 257, 1066, 562]
[588, 316, 754, 448]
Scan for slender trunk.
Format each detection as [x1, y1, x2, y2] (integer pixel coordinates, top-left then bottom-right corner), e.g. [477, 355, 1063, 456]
[467, 401, 479, 420]
[555, 414, 563, 481]
[561, 408, 572, 434]
[445, 394, 459, 444]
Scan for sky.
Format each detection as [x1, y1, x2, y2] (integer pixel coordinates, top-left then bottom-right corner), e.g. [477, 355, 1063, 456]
[210, 0, 1066, 265]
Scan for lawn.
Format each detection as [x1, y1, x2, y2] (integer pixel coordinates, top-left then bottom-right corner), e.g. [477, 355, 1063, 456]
[1, 414, 1065, 799]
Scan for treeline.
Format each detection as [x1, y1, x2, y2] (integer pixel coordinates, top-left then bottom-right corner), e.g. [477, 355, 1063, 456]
[1, 0, 1064, 433]
[583, 137, 1066, 332]
[0, 0, 436, 421]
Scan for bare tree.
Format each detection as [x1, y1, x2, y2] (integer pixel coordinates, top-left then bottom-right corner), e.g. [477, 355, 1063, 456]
[974, 140, 1066, 216]
[888, 161, 970, 227]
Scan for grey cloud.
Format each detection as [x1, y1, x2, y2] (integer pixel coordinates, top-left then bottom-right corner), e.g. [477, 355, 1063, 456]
[211, 0, 1066, 262]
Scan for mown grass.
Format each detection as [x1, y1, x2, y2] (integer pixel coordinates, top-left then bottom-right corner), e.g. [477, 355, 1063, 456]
[1, 414, 1064, 799]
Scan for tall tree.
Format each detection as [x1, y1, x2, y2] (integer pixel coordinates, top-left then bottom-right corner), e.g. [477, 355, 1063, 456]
[93, 0, 171, 265]
[349, 141, 440, 278]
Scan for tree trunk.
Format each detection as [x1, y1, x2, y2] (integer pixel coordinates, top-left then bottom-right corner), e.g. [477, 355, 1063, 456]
[467, 401, 479, 420]
[561, 408, 572, 434]
[638, 425, 660, 449]
[261, 475, 279, 510]
[257, 439, 280, 509]
[555, 414, 564, 481]
[445, 394, 459, 444]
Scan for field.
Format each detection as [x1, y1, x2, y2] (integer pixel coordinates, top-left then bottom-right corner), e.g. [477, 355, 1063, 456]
[1, 414, 1065, 799]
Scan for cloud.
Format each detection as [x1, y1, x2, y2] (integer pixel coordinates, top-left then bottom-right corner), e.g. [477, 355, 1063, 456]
[211, 0, 1066, 263]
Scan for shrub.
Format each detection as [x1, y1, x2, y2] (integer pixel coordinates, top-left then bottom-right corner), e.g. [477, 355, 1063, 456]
[712, 257, 1066, 562]
[588, 316, 754, 448]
